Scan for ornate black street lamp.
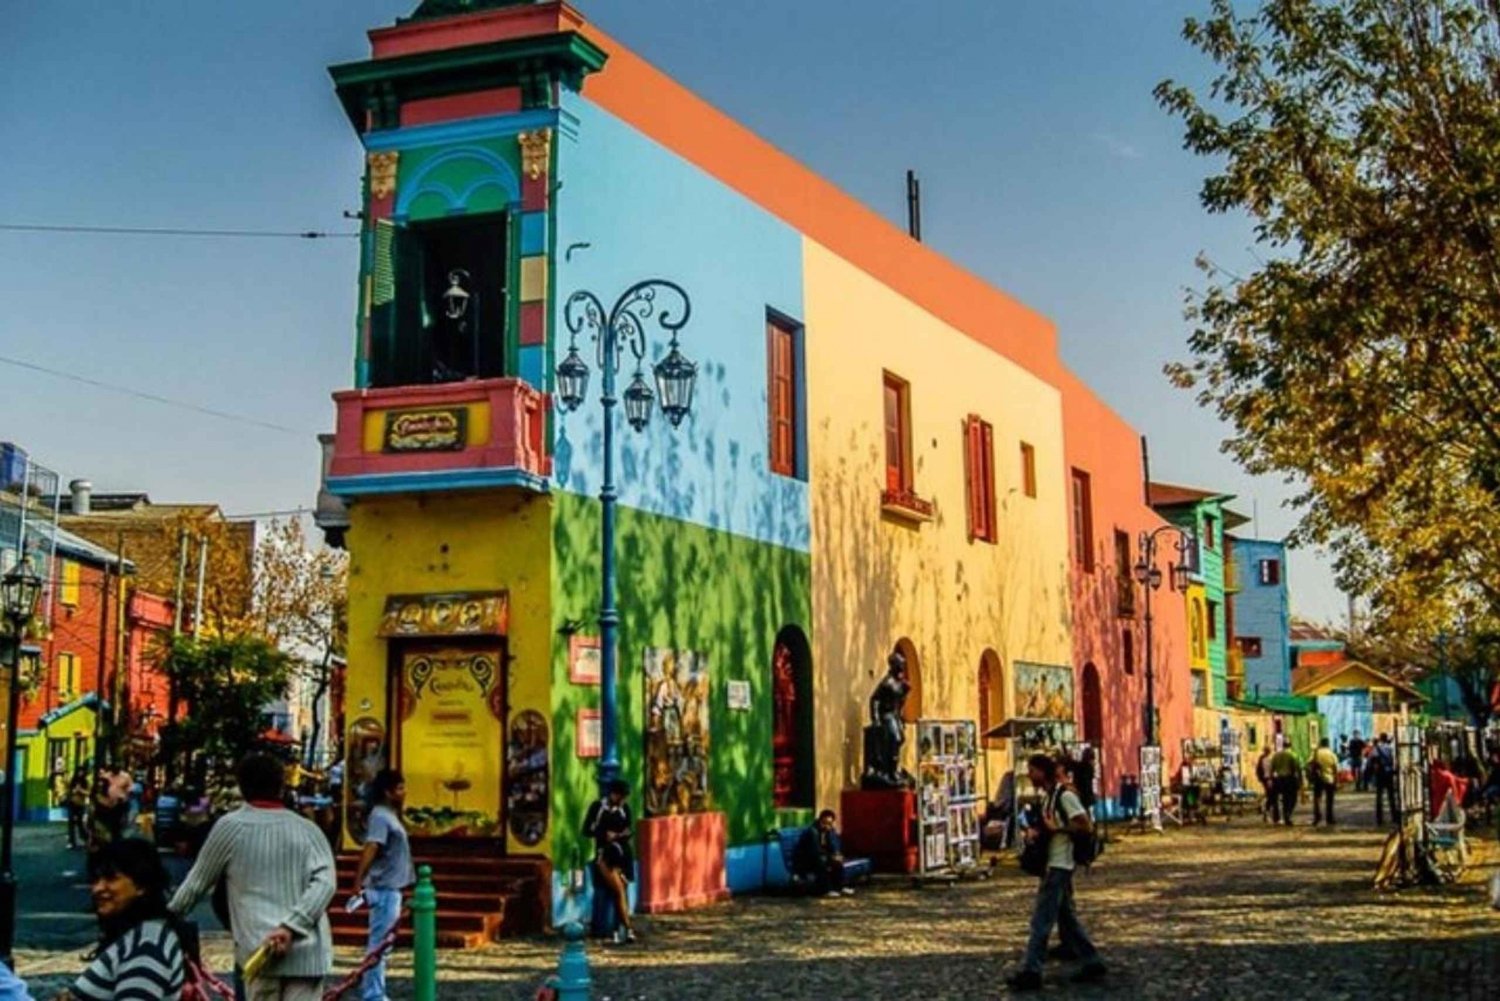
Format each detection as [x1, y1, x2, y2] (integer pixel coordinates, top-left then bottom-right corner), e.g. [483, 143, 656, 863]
[556, 280, 696, 793]
[0, 562, 44, 967]
[1133, 527, 1193, 748]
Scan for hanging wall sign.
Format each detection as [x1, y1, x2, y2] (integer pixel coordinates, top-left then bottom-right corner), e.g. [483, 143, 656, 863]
[506, 710, 549, 847]
[726, 680, 751, 711]
[576, 709, 601, 759]
[378, 591, 508, 639]
[568, 635, 602, 685]
[382, 407, 467, 453]
[398, 647, 503, 838]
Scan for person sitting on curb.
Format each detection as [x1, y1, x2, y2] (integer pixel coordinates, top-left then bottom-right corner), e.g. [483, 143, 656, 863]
[793, 810, 855, 898]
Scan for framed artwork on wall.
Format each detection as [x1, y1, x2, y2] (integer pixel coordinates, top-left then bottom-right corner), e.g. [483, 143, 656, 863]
[576, 709, 601, 758]
[569, 635, 602, 685]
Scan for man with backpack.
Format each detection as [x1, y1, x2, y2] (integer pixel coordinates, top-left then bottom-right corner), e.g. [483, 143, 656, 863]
[1372, 733, 1400, 826]
[1006, 753, 1106, 993]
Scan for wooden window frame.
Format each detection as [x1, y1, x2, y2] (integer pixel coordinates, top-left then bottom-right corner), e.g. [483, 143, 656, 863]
[1020, 442, 1037, 498]
[1202, 513, 1218, 552]
[766, 314, 802, 479]
[59, 560, 81, 608]
[964, 416, 997, 543]
[1237, 636, 1263, 658]
[883, 372, 912, 493]
[1114, 530, 1135, 615]
[1258, 558, 1281, 586]
[1071, 469, 1095, 572]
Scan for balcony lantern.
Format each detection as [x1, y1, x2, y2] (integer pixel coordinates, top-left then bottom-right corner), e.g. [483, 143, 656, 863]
[1132, 558, 1150, 587]
[622, 371, 655, 432]
[555, 346, 590, 413]
[441, 269, 472, 321]
[653, 340, 698, 429]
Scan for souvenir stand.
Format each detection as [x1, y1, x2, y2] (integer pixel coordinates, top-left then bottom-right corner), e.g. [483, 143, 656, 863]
[982, 716, 1076, 853]
[1138, 745, 1164, 830]
[914, 720, 984, 879]
[1178, 737, 1219, 823]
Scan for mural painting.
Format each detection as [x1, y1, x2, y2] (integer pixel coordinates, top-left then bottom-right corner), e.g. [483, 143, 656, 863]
[643, 648, 711, 816]
[1014, 662, 1075, 721]
[506, 709, 549, 846]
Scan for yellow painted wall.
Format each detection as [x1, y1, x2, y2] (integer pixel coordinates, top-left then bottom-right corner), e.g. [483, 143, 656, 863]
[343, 490, 552, 856]
[802, 239, 1073, 805]
[1187, 585, 1209, 671]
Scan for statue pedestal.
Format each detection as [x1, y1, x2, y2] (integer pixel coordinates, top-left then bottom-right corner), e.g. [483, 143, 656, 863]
[839, 788, 917, 874]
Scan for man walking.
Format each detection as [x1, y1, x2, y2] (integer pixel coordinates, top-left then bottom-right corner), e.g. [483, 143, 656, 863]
[1269, 743, 1302, 827]
[1255, 746, 1275, 822]
[1308, 738, 1340, 826]
[1347, 732, 1367, 791]
[352, 769, 413, 1001]
[171, 754, 336, 1001]
[1372, 733, 1400, 826]
[1006, 753, 1106, 992]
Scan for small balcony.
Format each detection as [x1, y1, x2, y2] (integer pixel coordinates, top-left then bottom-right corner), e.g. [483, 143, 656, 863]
[326, 377, 551, 498]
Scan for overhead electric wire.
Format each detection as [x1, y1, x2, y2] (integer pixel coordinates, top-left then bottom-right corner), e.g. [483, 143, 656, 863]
[0, 354, 316, 437]
[0, 222, 358, 240]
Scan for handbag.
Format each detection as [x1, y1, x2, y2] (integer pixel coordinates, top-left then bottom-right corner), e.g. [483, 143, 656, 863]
[1019, 833, 1050, 876]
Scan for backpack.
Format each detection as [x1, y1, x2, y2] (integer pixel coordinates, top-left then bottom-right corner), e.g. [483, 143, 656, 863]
[1071, 826, 1105, 868]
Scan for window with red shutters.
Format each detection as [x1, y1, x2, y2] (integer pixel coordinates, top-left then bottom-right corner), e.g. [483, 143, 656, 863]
[964, 416, 997, 543]
[1071, 469, 1095, 571]
[883, 373, 910, 493]
[767, 317, 799, 477]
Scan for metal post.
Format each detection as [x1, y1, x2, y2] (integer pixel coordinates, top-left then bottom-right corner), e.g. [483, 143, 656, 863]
[597, 318, 621, 793]
[411, 865, 437, 1001]
[553, 921, 592, 1001]
[0, 630, 23, 966]
[1142, 534, 1157, 748]
[192, 536, 208, 640]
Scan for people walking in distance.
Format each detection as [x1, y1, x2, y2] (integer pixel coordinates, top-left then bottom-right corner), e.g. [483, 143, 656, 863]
[1269, 743, 1302, 826]
[170, 754, 336, 1001]
[583, 778, 637, 945]
[793, 810, 855, 898]
[1347, 732, 1368, 791]
[1372, 733, 1400, 827]
[351, 769, 414, 1001]
[70, 838, 189, 1000]
[1255, 746, 1275, 822]
[1005, 753, 1106, 993]
[1308, 738, 1340, 827]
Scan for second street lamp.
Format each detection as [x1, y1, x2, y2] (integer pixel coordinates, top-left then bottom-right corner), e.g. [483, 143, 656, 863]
[1133, 527, 1193, 750]
[557, 279, 696, 794]
[0, 562, 44, 967]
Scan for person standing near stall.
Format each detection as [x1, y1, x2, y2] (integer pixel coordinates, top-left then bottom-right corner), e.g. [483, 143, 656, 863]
[1005, 754, 1106, 992]
[1372, 733, 1400, 826]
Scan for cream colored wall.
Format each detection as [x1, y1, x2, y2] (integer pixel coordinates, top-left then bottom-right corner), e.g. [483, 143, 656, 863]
[803, 239, 1073, 805]
[343, 490, 553, 856]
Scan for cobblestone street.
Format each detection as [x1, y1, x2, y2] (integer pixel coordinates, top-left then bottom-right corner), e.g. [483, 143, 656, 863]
[16, 793, 1497, 999]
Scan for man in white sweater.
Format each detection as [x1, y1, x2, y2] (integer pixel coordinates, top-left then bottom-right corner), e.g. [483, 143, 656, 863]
[171, 754, 336, 1001]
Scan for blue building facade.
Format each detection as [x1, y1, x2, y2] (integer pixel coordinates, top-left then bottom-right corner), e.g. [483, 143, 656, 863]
[1228, 537, 1291, 698]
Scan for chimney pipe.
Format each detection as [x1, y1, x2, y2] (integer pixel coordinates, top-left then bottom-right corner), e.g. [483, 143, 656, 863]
[906, 170, 922, 242]
[69, 479, 93, 516]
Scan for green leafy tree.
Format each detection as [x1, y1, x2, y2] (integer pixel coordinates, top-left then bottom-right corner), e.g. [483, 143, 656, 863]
[157, 634, 294, 778]
[1156, 0, 1500, 655]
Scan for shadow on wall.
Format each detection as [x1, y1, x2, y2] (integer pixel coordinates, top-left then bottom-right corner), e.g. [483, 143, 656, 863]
[549, 351, 813, 878]
[810, 416, 1073, 804]
[1069, 537, 1193, 801]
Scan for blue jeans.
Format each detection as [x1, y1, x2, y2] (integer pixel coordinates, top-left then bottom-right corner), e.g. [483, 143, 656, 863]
[1022, 867, 1099, 974]
[362, 888, 403, 1001]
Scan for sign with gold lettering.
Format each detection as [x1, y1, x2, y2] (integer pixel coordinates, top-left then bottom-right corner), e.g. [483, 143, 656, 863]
[378, 592, 508, 639]
[382, 407, 467, 453]
[399, 647, 503, 838]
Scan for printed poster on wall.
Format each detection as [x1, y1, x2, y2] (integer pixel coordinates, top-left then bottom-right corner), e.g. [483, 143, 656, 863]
[916, 719, 981, 875]
[644, 648, 711, 816]
[1139, 744, 1163, 831]
[398, 647, 503, 838]
[1014, 662, 1075, 721]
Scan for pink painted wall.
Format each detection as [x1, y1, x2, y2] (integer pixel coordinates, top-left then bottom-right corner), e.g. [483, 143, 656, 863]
[1059, 369, 1192, 804]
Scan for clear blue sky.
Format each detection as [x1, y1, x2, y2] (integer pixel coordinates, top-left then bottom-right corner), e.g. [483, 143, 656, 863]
[0, 1, 1346, 623]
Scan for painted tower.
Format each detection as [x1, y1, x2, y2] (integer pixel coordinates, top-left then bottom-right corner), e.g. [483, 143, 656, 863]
[1226, 537, 1290, 699]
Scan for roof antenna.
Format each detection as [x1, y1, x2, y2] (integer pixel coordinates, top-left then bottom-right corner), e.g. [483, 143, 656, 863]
[906, 170, 922, 242]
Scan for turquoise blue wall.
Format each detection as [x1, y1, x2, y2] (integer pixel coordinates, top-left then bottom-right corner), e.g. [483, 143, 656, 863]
[551, 92, 810, 554]
[1230, 538, 1290, 697]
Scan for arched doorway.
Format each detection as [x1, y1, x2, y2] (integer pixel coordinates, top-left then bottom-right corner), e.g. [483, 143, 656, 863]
[978, 649, 1004, 747]
[895, 637, 922, 722]
[1080, 662, 1103, 746]
[771, 626, 815, 808]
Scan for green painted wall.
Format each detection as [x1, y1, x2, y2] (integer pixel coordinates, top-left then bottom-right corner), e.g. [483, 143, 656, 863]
[1165, 501, 1229, 706]
[549, 491, 811, 872]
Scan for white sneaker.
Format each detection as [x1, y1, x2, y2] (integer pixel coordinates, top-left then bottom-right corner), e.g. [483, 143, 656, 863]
[824, 891, 840, 898]
[840, 887, 856, 896]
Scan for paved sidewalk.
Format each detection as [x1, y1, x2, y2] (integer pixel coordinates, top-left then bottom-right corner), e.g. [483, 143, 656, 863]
[15, 792, 1498, 999]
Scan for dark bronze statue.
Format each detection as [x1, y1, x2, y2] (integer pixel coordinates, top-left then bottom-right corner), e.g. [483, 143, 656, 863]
[861, 647, 914, 789]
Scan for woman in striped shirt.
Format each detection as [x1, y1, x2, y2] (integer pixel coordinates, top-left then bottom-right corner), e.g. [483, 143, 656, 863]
[57, 838, 187, 1001]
